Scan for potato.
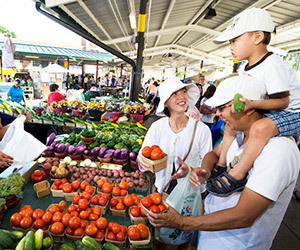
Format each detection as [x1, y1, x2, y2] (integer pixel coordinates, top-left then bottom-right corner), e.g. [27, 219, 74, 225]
[139, 179, 145, 187]
[43, 162, 52, 169]
[59, 162, 66, 168]
[128, 182, 134, 188]
[119, 171, 124, 178]
[51, 166, 58, 172]
[126, 177, 132, 183]
[125, 172, 131, 177]
[134, 180, 139, 186]
[113, 172, 120, 178]
[107, 171, 112, 177]
[53, 161, 59, 166]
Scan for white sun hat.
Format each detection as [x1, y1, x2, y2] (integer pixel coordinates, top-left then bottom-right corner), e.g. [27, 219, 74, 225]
[213, 8, 275, 44]
[205, 75, 267, 107]
[156, 77, 199, 116]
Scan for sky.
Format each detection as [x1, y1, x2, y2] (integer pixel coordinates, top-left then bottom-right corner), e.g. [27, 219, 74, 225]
[0, 0, 82, 46]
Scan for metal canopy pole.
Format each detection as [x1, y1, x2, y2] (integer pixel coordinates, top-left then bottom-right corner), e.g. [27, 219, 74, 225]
[96, 60, 99, 85]
[129, 0, 148, 101]
[35, 1, 136, 72]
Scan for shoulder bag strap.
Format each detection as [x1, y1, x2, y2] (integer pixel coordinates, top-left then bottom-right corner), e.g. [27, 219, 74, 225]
[161, 120, 199, 194]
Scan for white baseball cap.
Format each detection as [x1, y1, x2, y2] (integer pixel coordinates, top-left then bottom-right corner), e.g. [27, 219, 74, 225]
[205, 75, 267, 107]
[156, 77, 199, 116]
[213, 8, 275, 44]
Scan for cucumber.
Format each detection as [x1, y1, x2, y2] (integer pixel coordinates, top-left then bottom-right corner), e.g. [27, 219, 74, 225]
[34, 229, 43, 250]
[233, 93, 245, 112]
[75, 241, 89, 250]
[0, 230, 13, 248]
[24, 231, 34, 250]
[42, 237, 52, 249]
[81, 236, 101, 250]
[15, 236, 26, 250]
[59, 243, 76, 250]
[12, 231, 24, 240]
[103, 242, 120, 250]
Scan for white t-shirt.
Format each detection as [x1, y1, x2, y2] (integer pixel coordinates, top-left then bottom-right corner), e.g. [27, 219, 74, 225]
[198, 136, 300, 250]
[239, 53, 300, 112]
[139, 117, 212, 192]
[200, 97, 215, 124]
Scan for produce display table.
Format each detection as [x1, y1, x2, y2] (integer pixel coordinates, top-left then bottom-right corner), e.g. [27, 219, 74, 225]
[0, 164, 152, 250]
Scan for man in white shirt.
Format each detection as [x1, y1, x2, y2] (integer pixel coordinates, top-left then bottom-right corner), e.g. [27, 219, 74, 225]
[147, 75, 300, 250]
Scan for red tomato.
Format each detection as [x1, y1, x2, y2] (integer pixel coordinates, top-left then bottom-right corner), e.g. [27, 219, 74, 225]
[79, 210, 89, 220]
[133, 196, 141, 206]
[20, 205, 32, 211]
[150, 193, 162, 205]
[69, 216, 81, 230]
[61, 178, 68, 184]
[95, 230, 105, 240]
[149, 204, 160, 213]
[78, 199, 89, 210]
[108, 222, 116, 231]
[102, 193, 110, 200]
[85, 224, 98, 237]
[58, 201, 66, 212]
[74, 227, 84, 236]
[112, 223, 121, 234]
[72, 194, 81, 204]
[119, 180, 129, 190]
[98, 197, 108, 206]
[158, 204, 166, 212]
[137, 224, 149, 240]
[120, 225, 127, 235]
[130, 207, 140, 217]
[123, 195, 134, 207]
[34, 170, 43, 177]
[67, 204, 77, 213]
[85, 207, 93, 214]
[96, 217, 107, 230]
[65, 226, 74, 236]
[151, 145, 160, 150]
[116, 231, 125, 241]
[110, 198, 118, 207]
[42, 212, 52, 225]
[51, 222, 64, 235]
[88, 213, 99, 221]
[80, 180, 89, 190]
[71, 180, 80, 190]
[90, 195, 99, 205]
[48, 204, 59, 214]
[150, 148, 164, 160]
[81, 220, 87, 229]
[142, 146, 152, 158]
[54, 179, 62, 186]
[106, 232, 116, 241]
[33, 219, 44, 230]
[30, 174, 44, 183]
[102, 183, 113, 193]
[141, 197, 152, 208]
[51, 184, 59, 190]
[85, 185, 95, 195]
[116, 202, 125, 210]
[20, 216, 33, 229]
[32, 208, 44, 220]
[19, 208, 33, 217]
[82, 191, 91, 200]
[112, 186, 121, 196]
[70, 211, 79, 218]
[128, 226, 140, 241]
[10, 213, 23, 227]
[62, 183, 72, 193]
[93, 206, 101, 216]
[120, 189, 127, 196]
[62, 213, 71, 226]
[52, 212, 63, 223]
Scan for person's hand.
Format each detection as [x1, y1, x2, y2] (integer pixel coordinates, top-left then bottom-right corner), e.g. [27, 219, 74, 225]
[20, 109, 32, 122]
[240, 97, 253, 111]
[147, 205, 182, 228]
[0, 152, 13, 168]
[171, 156, 189, 180]
[189, 168, 210, 188]
[137, 154, 151, 171]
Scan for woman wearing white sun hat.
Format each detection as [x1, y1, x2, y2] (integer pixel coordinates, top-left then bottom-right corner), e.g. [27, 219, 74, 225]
[137, 77, 212, 193]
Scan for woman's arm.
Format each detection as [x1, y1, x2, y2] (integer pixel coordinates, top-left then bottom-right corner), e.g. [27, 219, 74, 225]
[199, 105, 215, 114]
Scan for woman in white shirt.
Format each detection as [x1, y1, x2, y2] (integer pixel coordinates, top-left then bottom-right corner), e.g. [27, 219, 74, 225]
[138, 77, 212, 193]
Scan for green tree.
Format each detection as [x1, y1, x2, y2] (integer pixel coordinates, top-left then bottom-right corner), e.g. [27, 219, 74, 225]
[0, 25, 16, 38]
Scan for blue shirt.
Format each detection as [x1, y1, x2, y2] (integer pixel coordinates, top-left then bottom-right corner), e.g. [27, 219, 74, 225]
[7, 86, 24, 103]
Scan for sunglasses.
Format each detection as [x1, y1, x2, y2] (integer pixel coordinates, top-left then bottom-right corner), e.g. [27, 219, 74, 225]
[216, 103, 232, 112]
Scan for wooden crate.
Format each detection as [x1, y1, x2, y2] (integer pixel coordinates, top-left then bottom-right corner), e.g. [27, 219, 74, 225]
[34, 180, 50, 198]
[140, 154, 168, 173]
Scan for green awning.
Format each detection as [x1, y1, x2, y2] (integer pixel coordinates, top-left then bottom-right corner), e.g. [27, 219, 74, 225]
[0, 41, 114, 62]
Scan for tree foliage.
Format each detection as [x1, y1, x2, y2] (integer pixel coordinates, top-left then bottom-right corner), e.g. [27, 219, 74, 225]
[0, 25, 16, 38]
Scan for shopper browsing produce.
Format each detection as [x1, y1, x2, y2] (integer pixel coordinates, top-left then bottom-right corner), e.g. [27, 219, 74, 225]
[7, 79, 26, 104]
[147, 76, 300, 250]
[137, 77, 212, 193]
[47, 83, 66, 107]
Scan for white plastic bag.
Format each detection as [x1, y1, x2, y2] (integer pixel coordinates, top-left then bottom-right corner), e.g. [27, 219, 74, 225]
[0, 116, 46, 167]
[158, 167, 202, 245]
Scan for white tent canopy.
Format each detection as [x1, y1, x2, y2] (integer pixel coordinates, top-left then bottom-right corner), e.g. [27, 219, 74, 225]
[41, 63, 68, 73]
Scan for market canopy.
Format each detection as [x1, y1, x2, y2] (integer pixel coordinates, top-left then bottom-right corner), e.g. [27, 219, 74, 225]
[39, 0, 300, 71]
[0, 40, 114, 66]
[41, 63, 69, 73]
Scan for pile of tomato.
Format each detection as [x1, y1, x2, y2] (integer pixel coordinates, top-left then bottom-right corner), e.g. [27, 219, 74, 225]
[128, 224, 149, 241]
[30, 170, 46, 183]
[141, 145, 164, 160]
[141, 193, 166, 213]
[10, 202, 66, 231]
[106, 222, 127, 242]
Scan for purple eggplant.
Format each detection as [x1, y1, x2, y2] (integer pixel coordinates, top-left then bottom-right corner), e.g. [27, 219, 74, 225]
[84, 150, 90, 155]
[68, 145, 75, 155]
[56, 144, 65, 153]
[113, 149, 121, 159]
[90, 147, 100, 156]
[64, 142, 70, 153]
[46, 133, 56, 146]
[98, 147, 106, 158]
[106, 149, 115, 154]
[44, 146, 54, 152]
[119, 151, 128, 160]
[103, 152, 113, 158]
[73, 145, 86, 155]
[50, 142, 57, 148]
[129, 152, 137, 161]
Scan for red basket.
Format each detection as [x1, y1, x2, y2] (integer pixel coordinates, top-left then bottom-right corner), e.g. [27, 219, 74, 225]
[129, 114, 144, 122]
[108, 112, 123, 119]
[72, 109, 86, 116]
[54, 108, 67, 115]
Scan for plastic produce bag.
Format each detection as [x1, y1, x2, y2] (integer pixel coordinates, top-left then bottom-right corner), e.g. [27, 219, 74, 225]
[0, 116, 46, 167]
[158, 167, 203, 245]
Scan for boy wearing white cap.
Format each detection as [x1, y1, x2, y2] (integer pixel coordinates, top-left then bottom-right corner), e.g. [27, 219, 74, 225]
[208, 8, 300, 196]
[147, 76, 300, 250]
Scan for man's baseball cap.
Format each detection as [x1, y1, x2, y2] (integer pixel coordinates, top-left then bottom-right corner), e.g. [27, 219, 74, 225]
[213, 8, 275, 44]
[205, 75, 267, 107]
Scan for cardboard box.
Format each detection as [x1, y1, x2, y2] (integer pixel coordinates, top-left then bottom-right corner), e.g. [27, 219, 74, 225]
[140, 154, 168, 173]
[34, 180, 50, 198]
